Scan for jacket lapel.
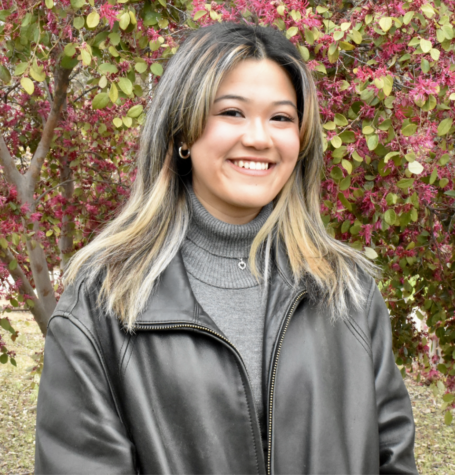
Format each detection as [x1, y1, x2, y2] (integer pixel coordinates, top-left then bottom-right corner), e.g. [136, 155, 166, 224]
[135, 250, 225, 335]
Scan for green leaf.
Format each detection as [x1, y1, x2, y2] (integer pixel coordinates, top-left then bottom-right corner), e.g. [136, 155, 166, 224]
[26, 299, 35, 308]
[444, 190, 455, 198]
[109, 83, 118, 103]
[109, 32, 121, 46]
[440, 178, 449, 188]
[384, 152, 400, 163]
[338, 192, 352, 211]
[8, 259, 17, 271]
[351, 30, 362, 44]
[98, 63, 118, 74]
[339, 176, 351, 191]
[384, 209, 397, 225]
[397, 178, 415, 189]
[14, 62, 28, 76]
[135, 62, 148, 74]
[444, 411, 453, 425]
[402, 124, 417, 136]
[64, 43, 76, 57]
[420, 3, 435, 18]
[439, 154, 450, 166]
[438, 118, 453, 136]
[0, 354, 7, 364]
[408, 161, 424, 174]
[341, 220, 351, 233]
[92, 92, 110, 110]
[362, 125, 374, 135]
[429, 168, 438, 184]
[70, 0, 85, 9]
[20, 77, 34, 95]
[442, 24, 454, 40]
[367, 134, 379, 151]
[151, 63, 163, 76]
[127, 104, 143, 118]
[339, 131, 355, 143]
[298, 45, 309, 62]
[0, 65, 11, 84]
[364, 247, 378, 259]
[73, 17, 85, 29]
[286, 27, 298, 39]
[403, 11, 414, 25]
[0, 237, 7, 249]
[118, 77, 133, 96]
[334, 114, 348, 126]
[45, 0, 54, 8]
[341, 159, 352, 175]
[323, 121, 336, 130]
[352, 151, 363, 162]
[330, 166, 343, 181]
[193, 10, 207, 20]
[86, 11, 100, 28]
[81, 49, 91, 66]
[430, 48, 440, 61]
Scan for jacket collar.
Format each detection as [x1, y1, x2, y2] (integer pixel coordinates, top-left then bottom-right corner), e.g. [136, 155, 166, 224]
[134, 241, 302, 332]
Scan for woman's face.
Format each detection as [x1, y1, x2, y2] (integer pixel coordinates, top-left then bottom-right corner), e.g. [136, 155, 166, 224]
[189, 58, 301, 224]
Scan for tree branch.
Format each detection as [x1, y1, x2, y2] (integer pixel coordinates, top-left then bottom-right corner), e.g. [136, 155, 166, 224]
[0, 135, 24, 194]
[26, 67, 72, 188]
[0, 247, 49, 335]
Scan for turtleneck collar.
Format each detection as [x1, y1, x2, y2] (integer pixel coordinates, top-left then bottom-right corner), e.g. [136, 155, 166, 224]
[185, 184, 273, 259]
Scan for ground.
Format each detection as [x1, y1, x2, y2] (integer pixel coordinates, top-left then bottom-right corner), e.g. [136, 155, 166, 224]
[0, 312, 454, 474]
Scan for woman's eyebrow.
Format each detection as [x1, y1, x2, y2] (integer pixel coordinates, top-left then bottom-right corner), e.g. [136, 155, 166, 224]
[214, 95, 297, 110]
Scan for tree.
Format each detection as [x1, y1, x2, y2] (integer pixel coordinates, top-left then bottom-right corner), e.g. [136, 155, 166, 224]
[1, 0, 454, 419]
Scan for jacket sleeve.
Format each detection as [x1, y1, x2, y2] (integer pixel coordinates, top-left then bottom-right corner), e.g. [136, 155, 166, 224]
[367, 281, 418, 474]
[35, 314, 137, 474]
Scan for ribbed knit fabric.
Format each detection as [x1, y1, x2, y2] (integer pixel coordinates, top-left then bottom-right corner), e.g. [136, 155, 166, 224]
[181, 185, 272, 434]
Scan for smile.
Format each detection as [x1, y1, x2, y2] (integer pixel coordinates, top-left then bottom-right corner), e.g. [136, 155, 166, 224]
[227, 159, 275, 176]
[231, 160, 271, 170]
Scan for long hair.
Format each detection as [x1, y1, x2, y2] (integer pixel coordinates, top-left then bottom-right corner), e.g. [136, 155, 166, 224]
[65, 22, 377, 329]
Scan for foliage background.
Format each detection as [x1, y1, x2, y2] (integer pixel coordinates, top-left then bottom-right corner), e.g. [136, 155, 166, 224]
[1, 0, 455, 420]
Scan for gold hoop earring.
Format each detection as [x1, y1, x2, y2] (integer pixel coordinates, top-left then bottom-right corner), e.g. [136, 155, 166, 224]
[179, 147, 191, 159]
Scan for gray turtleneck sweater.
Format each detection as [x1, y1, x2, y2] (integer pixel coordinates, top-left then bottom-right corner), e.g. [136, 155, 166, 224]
[181, 187, 272, 431]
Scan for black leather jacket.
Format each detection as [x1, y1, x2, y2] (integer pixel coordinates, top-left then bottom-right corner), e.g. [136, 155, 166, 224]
[35, 245, 417, 474]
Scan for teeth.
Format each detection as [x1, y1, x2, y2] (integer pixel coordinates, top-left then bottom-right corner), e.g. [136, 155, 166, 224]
[233, 160, 269, 170]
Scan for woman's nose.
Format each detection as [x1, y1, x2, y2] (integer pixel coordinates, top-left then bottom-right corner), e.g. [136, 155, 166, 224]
[241, 118, 273, 150]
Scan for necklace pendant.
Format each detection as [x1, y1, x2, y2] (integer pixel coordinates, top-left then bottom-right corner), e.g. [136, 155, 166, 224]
[238, 258, 246, 270]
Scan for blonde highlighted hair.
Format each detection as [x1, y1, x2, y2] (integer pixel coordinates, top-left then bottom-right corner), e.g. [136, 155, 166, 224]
[65, 22, 377, 329]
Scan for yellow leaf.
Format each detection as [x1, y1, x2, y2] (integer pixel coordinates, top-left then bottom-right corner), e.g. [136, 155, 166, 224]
[331, 136, 342, 148]
[430, 48, 440, 61]
[109, 82, 118, 103]
[98, 75, 107, 88]
[119, 11, 130, 30]
[277, 5, 285, 15]
[340, 22, 351, 31]
[122, 116, 133, 128]
[286, 27, 299, 39]
[420, 38, 432, 53]
[109, 46, 119, 57]
[20, 77, 34, 95]
[113, 117, 123, 128]
[379, 17, 392, 32]
[339, 41, 355, 51]
[86, 11, 100, 28]
[81, 49, 91, 66]
[129, 10, 137, 25]
[351, 30, 362, 44]
[383, 76, 394, 96]
[193, 10, 207, 20]
[374, 78, 384, 89]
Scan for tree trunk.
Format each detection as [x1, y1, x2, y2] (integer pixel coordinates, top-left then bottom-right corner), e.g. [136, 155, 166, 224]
[59, 156, 75, 270]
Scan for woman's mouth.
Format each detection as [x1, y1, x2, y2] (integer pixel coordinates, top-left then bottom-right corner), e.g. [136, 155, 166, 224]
[231, 159, 271, 170]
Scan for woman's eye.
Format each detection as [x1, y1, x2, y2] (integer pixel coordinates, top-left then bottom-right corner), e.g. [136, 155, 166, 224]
[220, 109, 243, 118]
[271, 115, 294, 122]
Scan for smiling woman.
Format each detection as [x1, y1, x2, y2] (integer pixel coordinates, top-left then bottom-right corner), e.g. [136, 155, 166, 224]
[35, 22, 417, 474]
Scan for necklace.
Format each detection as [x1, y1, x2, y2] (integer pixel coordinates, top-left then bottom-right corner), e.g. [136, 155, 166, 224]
[238, 258, 247, 270]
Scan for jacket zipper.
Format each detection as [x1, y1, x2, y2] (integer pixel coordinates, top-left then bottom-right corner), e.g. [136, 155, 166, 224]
[267, 290, 306, 475]
[133, 321, 263, 469]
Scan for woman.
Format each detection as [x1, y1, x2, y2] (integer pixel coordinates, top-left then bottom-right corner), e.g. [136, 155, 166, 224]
[35, 22, 417, 474]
